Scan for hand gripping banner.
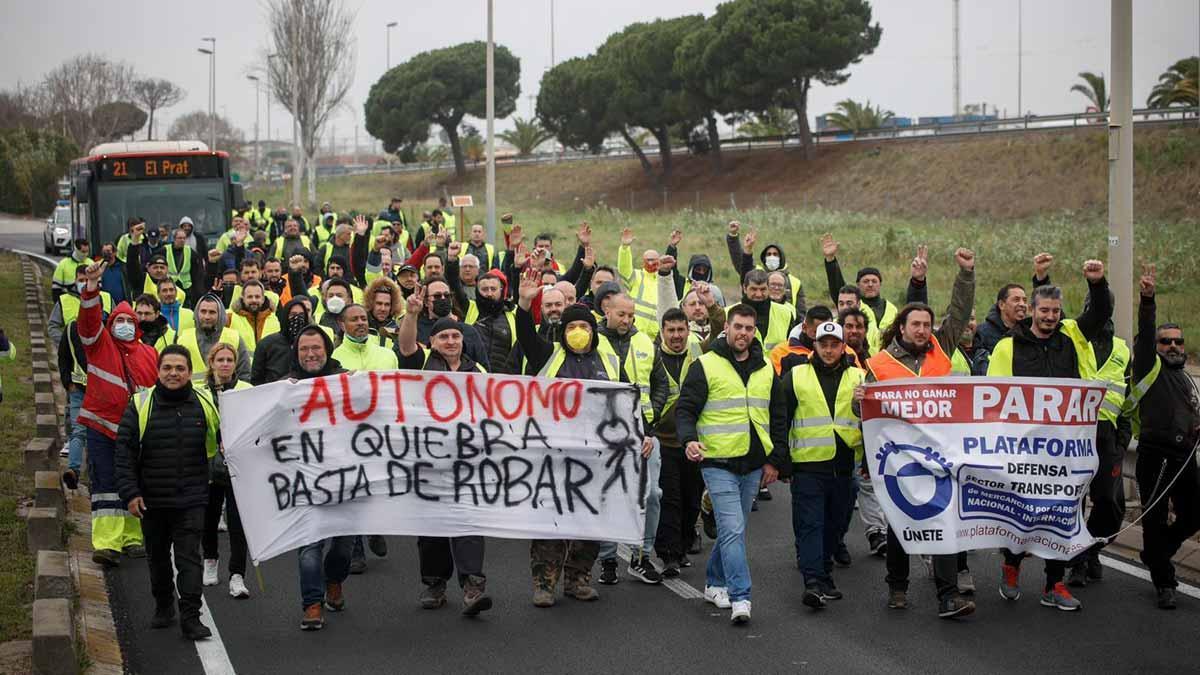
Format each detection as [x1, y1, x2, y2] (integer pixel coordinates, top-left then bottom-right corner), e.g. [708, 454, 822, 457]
[862, 376, 1106, 559]
[220, 371, 649, 562]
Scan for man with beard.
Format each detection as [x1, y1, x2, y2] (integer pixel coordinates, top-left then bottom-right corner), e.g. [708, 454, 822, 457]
[262, 258, 286, 296]
[839, 307, 871, 366]
[271, 218, 313, 261]
[230, 281, 279, 347]
[364, 276, 402, 347]
[175, 295, 251, 384]
[1126, 264, 1200, 610]
[976, 253, 1053, 354]
[289, 326, 353, 631]
[770, 306, 837, 375]
[864, 248, 976, 619]
[465, 271, 516, 374]
[988, 260, 1111, 612]
[512, 285, 566, 375]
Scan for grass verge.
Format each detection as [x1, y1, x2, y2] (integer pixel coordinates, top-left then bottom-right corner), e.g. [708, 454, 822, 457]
[0, 251, 39, 641]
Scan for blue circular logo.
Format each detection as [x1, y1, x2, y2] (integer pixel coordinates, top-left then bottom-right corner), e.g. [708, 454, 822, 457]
[876, 442, 954, 521]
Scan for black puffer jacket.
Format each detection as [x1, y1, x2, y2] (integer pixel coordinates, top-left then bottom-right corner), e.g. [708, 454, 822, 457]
[474, 305, 516, 374]
[999, 278, 1111, 379]
[115, 383, 212, 509]
[252, 296, 312, 384]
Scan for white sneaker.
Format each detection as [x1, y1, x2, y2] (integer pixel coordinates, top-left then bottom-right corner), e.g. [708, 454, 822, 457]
[203, 559, 219, 586]
[218, 512, 228, 533]
[59, 447, 69, 457]
[704, 585, 731, 609]
[228, 574, 250, 599]
[731, 599, 751, 624]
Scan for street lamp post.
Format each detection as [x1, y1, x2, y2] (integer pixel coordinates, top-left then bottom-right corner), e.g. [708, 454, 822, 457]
[386, 21, 398, 70]
[267, 53, 277, 146]
[248, 75, 261, 176]
[201, 37, 216, 148]
[486, 0, 496, 242]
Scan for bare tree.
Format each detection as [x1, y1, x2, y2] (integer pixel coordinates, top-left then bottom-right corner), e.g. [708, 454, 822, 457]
[168, 111, 245, 160]
[41, 54, 138, 152]
[132, 78, 186, 140]
[266, 0, 356, 206]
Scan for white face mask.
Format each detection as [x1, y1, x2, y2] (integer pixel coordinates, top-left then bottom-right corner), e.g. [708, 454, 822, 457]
[764, 255, 781, 271]
[112, 322, 136, 342]
[76, 281, 87, 294]
[325, 296, 346, 315]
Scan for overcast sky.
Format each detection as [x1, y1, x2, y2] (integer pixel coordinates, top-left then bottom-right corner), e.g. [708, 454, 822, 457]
[1, 0, 1196, 152]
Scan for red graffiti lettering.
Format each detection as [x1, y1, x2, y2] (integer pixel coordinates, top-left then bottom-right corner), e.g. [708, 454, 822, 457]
[340, 372, 379, 422]
[425, 375, 464, 422]
[299, 377, 336, 425]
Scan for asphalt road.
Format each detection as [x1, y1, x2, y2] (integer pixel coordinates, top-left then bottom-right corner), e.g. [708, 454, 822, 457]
[5, 213, 1200, 674]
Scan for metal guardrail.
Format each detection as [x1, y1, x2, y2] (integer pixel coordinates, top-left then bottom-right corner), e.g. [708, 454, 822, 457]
[248, 105, 1199, 185]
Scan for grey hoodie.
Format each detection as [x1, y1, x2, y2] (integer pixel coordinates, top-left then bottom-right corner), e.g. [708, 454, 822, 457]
[193, 294, 251, 381]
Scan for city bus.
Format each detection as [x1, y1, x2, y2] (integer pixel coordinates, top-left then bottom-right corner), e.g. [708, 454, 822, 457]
[68, 140, 244, 249]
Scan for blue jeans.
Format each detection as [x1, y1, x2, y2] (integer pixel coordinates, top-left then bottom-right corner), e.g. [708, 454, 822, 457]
[599, 437, 662, 560]
[790, 471, 851, 589]
[701, 466, 761, 602]
[298, 536, 354, 609]
[66, 388, 86, 473]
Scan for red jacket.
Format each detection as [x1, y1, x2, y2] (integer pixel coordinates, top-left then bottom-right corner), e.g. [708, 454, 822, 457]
[77, 289, 159, 439]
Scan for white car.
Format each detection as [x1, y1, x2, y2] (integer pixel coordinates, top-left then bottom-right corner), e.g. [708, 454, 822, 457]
[43, 206, 72, 254]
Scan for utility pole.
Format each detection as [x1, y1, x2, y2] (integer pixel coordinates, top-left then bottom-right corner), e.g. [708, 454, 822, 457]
[486, 0, 496, 243]
[1109, 0, 1133, 342]
[952, 0, 961, 118]
[202, 37, 216, 147]
[1017, 0, 1023, 118]
[549, 0, 555, 67]
[248, 75, 260, 175]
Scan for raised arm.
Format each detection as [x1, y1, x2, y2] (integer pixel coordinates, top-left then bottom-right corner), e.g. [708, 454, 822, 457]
[397, 286, 424, 357]
[821, 233, 847, 302]
[617, 227, 636, 290]
[1075, 260, 1112, 342]
[1132, 264, 1158, 382]
[515, 268, 553, 373]
[935, 248, 976, 355]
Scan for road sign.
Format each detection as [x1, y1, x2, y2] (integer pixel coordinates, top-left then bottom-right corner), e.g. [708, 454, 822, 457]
[451, 195, 474, 208]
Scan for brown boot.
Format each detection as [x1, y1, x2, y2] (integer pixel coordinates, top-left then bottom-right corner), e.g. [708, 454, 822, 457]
[564, 574, 599, 601]
[532, 584, 556, 608]
[323, 582, 345, 612]
[462, 575, 493, 616]
[420, 580, 447, 609]
[300, 603, 324, 631]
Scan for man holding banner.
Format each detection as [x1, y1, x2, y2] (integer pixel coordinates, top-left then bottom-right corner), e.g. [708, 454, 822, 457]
[288, 325, 354, 631]
[398, 287, 493, 616]
[987, 260, 1110, 611]
[863, 246, 976, 619]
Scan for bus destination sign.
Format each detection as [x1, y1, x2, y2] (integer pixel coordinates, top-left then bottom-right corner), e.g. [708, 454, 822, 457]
[98, 155, 221, 181]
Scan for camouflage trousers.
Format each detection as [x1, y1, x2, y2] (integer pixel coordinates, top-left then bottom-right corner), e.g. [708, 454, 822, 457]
[530, 539, 599, 591]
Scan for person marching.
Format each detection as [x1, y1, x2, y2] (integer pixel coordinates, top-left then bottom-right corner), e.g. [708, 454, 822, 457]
[675, 303, 790, 625]
[1125, 264, 1200, 610]
[397, 287, 493, 616]
[114, 344, 220, 640]
[863, 247, 976, 619]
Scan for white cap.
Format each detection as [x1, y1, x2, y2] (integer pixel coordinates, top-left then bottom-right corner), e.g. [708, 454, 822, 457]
[815, 321, 844, 342]
[178, 216, 194, 226]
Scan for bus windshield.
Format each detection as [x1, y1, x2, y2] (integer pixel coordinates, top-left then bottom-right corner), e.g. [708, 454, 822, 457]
[94, 179, 227, 245]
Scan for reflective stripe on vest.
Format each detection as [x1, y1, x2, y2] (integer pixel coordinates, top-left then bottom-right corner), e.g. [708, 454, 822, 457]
[694, 351, 774, 459]
[663, 335, 703, 413]
[604, 332, 657, 424]
[135, 387, 220, 458]
[175, 327, 240, 382]
[1093, 337, 1130, 425]
[166, 247, 192, 289]
[787, 364, 864, 463]
[537, 341, 620, 381]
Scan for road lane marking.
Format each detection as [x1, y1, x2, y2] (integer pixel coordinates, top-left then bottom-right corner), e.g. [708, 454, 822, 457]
[616, 543, 705, 600]
[1100, 554, 1200, 599]
[171, 551, 237, 674]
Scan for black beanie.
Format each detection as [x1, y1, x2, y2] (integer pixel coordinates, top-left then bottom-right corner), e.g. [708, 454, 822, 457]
[430, 317, 463, 337]
[856, 267, 882, 283]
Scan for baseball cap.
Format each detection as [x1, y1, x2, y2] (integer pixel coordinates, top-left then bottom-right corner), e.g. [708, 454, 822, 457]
[815, 321, 844, 342]
[397, 264, 418, 275]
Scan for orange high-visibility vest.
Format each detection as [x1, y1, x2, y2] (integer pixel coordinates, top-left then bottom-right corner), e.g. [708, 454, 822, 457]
[866, 339, 951, 380]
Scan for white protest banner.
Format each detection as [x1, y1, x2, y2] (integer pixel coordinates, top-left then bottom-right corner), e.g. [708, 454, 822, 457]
[862, 376, 1106, 560]
[220, 370, 648, 562]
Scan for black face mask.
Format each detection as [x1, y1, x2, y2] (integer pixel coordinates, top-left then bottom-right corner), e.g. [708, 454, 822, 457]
[476, 295, 503, 317]
[287, 314, 308, 338]
[431, 297, 453, 318]
[138, 320, 158, 334]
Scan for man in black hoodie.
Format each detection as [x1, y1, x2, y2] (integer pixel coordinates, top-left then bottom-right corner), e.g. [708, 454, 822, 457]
[114, 344, 219, 640]
[288, 325, 354, 631]
[251, 296, 315, 384]
[675, 304, 790, 625]
[726, 222, 804, 311]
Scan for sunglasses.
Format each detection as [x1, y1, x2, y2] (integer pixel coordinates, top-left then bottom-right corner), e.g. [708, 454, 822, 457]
[1158, 337, 1185, 346]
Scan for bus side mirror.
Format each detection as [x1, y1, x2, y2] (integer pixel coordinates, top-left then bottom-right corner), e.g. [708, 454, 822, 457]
[230, 183, 244, 211]
[74, 172, 90, 204]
